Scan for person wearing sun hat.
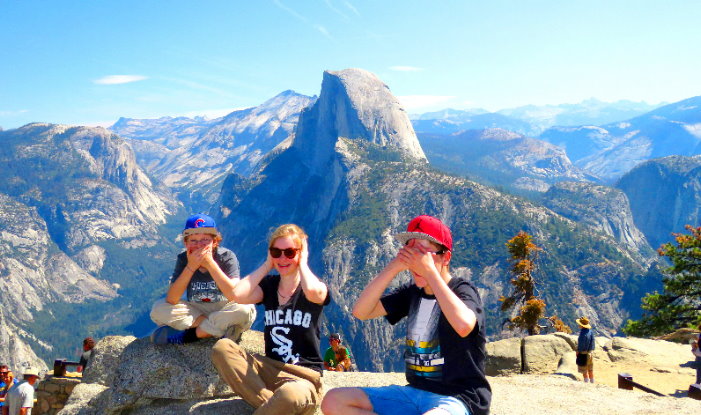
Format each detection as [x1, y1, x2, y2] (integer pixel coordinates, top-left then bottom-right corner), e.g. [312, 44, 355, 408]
[322, 215, 491, 415]
[149, 213, 256, 345]
[576, 316, 596, 383]
[3, 368, 39, 415]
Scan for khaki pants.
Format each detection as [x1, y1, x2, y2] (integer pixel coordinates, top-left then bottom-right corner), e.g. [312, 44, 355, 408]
[150, 299, 255, 338]
[211, 338, 321, 415]
[577, 351, 594, 373]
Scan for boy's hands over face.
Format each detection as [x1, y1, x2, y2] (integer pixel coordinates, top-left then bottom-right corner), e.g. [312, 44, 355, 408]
[187, 243, 214, 270]
[398, 241, 440, 280]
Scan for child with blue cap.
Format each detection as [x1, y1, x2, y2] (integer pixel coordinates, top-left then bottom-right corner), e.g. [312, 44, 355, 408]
[150, 214, 256, 344]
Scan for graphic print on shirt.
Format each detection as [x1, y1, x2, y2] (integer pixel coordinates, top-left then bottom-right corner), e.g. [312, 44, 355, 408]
[270, 326, 300, 364]
[265, 308, 312, 364]
[190, 280, 223, 303]
[405, 297, 443, 380]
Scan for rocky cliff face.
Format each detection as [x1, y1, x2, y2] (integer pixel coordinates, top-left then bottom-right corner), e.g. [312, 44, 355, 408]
[0, 191, 117, 373]
[215, 69, 654, 372]
[291, 69, 426, 167]
[113, 91, 315, 209]
[418, 128, 597, 193]
[0, 124, 177, 251]
[217, 69, 426, 254]
[541, 181, 656, 261]
[0, 124, 180, 371]
[616, 155, 701, 249]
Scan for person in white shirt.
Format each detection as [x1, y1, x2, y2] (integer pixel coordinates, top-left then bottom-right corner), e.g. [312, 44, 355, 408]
[3, 368, 39, 415]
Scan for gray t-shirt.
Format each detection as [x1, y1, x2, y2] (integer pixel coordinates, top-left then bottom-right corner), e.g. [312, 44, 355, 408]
[170, 246, 240, 303]
[6, 381, 34, 415]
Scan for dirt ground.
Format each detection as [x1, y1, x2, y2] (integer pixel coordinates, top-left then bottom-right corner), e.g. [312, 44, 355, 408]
[592, 353, 697, 397]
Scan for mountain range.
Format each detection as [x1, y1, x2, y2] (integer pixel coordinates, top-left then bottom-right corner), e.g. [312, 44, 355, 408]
[539, 96, 701, 181]
[0, 124, 182, 371]
[411, 98, 662, 137]
[1, 68, 699, 373]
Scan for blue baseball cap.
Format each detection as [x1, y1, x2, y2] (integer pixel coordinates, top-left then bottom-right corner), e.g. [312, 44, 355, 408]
[183, 214, 219, 237]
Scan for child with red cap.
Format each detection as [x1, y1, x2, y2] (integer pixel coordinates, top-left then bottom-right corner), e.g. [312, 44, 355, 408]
[150, 214, 256, 345]
[322, 215, 491, 415]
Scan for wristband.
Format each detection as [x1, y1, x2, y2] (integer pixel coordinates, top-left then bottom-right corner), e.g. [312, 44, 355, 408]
[186, 265, 197, 273]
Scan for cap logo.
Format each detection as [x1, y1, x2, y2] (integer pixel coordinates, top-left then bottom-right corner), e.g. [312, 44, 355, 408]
[194, 218, 206, 227]
[409, 218, 428, 233]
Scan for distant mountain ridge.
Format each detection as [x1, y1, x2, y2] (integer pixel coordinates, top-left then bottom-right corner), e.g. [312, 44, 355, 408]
[418, 128, 597, 193]
[539, 96, 701, 181]
[499, 98, 662, 133]
[411, 99, 662, 137]
[111, 90, 316, 210]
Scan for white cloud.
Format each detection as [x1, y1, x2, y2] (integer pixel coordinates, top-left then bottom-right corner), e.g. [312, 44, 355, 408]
[323, 0, 349, 20]
[343, 1, 360, 16]
[273, 0, 308, 22]
[316, 25, 332, 40]
[94, 75, 148, 85]
[397, 95, 455, 110]
[0, 109, 29, 116]
[389, 66, 424, 72]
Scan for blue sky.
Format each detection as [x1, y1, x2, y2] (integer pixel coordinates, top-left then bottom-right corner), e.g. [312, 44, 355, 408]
[2, 1, 700, 129]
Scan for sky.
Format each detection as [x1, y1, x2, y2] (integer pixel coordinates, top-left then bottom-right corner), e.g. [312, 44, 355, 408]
[2, 1, 701, 129]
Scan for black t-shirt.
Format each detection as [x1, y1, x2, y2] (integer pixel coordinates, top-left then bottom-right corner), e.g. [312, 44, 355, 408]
[258, 274, 331, 371]
[171, 247, 240, 303]
[381, 276, 492, 415]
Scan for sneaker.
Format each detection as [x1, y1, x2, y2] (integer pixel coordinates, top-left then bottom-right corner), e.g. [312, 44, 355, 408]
[150, 326, 186, 345]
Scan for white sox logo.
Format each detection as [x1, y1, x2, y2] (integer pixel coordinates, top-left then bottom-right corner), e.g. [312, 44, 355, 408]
[270, 326, 300, 364]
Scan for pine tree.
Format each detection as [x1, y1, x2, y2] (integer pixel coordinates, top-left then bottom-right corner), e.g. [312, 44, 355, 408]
[624, 225, 701, 336]
[500, 231, 570, 335]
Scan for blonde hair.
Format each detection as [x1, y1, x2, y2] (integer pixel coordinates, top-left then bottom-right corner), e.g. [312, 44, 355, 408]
[268, 224, 307, 249]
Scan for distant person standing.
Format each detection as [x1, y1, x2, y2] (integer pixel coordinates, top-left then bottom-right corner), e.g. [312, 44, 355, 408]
[0, 366, 19, 409]
[77, 337, 96, 373]
[576, 316, 595, 383]
[3, 368, 39, 415]
[150, 214, 256, 345]
[323, 333, 352, 372]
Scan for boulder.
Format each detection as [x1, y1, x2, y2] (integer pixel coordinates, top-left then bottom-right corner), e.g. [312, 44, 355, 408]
[605, 336, 694, 373]
[522, 334, 574, 374]
[486, 337, 522, 376]
[58, 331, 265, 415]
[553, 352, 579, 380]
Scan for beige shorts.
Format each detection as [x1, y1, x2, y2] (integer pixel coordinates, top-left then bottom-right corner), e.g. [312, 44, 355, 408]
[577, 352, 594, 372]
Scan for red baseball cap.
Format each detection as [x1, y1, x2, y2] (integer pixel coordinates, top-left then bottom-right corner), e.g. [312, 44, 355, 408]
[394, 215, 452, 251]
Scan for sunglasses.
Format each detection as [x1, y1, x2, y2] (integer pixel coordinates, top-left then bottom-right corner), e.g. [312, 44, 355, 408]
[269, 247, 299, 259]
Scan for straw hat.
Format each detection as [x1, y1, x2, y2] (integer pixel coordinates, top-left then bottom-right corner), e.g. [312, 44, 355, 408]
[576, 317, 591, 329]
[23, 367, 39, 377]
